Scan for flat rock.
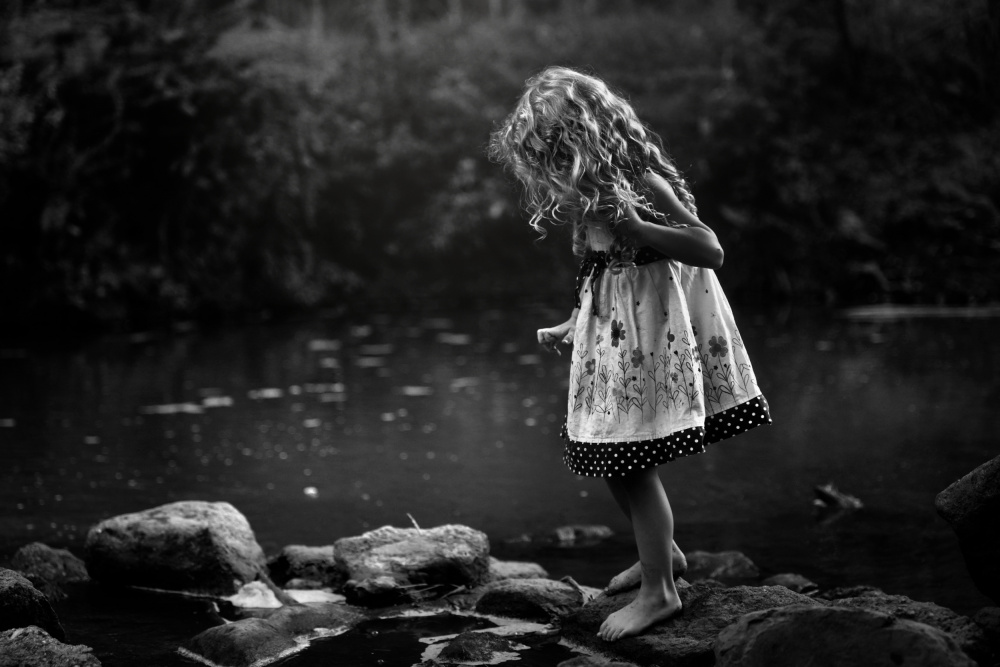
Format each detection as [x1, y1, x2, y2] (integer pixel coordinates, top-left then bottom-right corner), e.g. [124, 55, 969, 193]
[0, 568, 65, 641]
[180, 618, 300, 667]
[335, 524, 489, 589]
[0, 626, 101, 667]
[84, 501, 267, 596]
[936, 454, 1000, 605]
[487, 557, 549, 582]
[239, 602, 367, 635]
[823, 588, 990, 665]
[10, 543, 89, 601]
[562, 581, 817, 667]
[685, 550, 760, 582]
[475, 578, 584, 622]
[715, 603, 976, 666]
[267, 545, 345, 588]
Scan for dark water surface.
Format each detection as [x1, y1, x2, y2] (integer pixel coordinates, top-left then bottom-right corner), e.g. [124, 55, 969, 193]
[2, 304, 997, 664]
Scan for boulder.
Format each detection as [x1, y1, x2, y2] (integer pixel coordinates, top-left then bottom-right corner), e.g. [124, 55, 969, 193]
[0, 626, 101, 667]
[715, 604, 976, 667]
[487, 557, 549, 582]
[335, 524, 489, 590]
[10, 543, 89, 601]
[267, 545, 345, 588]
[685, 550, 759, 582]
[475, 578, 584, 622]
[761, 573, 818, 596]
[84, 501, 267, 596]
[180, 618, 300, 667]
[562, 581, 817, 667]
[822, 587, 990, 665]
[0, 568, 65, 641]
[936, 454, 1000, 605]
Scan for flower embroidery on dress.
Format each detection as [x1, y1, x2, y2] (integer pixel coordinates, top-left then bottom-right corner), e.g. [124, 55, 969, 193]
[610, 320, 625, 347]
[709, 335, 728, 358]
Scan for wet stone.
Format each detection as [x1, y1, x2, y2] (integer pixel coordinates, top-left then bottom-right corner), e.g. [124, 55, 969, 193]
[10, 543, 89, 602]
[180, 617, 300, 667]
[438, 630, 518, 662]
[0, 568, 65, 641]
[475, 578, 584, 622]
[0, 626, 101, 667]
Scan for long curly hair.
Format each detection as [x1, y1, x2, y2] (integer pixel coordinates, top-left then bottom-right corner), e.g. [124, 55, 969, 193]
[489, 66, 698, 256]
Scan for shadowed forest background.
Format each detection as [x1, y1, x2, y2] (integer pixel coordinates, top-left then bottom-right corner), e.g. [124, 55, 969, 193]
[1, 0, 998, 331]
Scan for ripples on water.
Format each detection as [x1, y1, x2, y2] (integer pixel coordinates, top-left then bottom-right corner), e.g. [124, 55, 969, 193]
[1, 304, 998, 663]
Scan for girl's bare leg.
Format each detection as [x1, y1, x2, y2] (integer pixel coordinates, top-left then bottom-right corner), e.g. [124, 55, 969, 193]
[598, 467, 682, 641]
[605, 476, 686, 594]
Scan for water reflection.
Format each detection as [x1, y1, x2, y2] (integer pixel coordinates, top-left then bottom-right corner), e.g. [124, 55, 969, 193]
[1, 305, 997, 615]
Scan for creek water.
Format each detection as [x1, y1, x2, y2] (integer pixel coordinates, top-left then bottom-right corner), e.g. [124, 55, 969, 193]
[1, 302, 997, 666]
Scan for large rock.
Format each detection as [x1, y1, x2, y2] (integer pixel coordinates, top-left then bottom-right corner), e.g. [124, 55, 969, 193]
[685, 550, 760, 582]
[821, 587, 991, 665]
[0, 626, 101, 667]
[10, 543, 89, 601]
[0, 568, 65, 641]
[267, 545, 345, 589]
[936, 454, 1000, 605]
[335, 524, 489, 589]
[714, 604, 976, 667]
[84, 501, 267, 596]
[562, 581, 818, 667]
[475, 578, 584, 622]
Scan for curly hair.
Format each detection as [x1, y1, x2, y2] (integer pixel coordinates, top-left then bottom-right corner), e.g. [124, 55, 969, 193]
[488, 66, 698, 256]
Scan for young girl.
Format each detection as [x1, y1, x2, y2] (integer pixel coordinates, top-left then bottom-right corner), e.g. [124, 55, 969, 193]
[489, 67, 771, 641]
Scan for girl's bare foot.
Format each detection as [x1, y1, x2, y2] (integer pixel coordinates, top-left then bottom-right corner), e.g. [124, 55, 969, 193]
[597, 591, 682, 642]
[605, 542, 686, 595]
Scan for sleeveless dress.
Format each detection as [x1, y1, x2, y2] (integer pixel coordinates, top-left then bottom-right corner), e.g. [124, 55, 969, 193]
[560, 221, 771, 477]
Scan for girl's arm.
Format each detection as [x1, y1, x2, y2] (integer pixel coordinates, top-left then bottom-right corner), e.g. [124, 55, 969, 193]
[617, 171, 724, 269]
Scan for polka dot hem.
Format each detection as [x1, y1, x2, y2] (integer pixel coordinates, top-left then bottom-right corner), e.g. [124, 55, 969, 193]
[561, 396, 772, 477]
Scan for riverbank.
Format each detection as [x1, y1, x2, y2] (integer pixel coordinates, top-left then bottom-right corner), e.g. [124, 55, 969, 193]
[2, 484, 999, 667]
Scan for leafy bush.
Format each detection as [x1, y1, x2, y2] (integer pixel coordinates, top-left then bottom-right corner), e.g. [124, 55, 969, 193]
[1, 0, 997, 331]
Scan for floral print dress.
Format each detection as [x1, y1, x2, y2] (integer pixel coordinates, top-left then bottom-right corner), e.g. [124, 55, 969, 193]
[561, 222, 771, 477]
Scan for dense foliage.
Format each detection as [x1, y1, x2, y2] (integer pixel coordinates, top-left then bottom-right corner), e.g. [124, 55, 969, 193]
[1, 0, 997, 329]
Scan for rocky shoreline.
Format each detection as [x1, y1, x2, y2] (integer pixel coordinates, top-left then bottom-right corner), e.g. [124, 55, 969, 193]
[2, 454, 999, 667]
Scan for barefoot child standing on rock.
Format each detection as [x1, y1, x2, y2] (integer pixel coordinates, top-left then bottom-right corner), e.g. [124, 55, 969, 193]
[489, 67, 771, 642]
